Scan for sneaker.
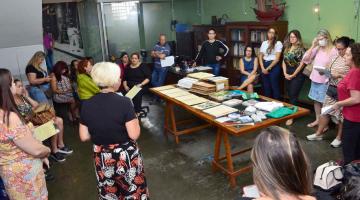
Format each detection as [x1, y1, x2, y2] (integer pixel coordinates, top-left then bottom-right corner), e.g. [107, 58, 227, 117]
[330, 138, 342, 148]
[306, 133, 323, 141]
[45, 170, 55, 181]
[58, 146, 73, 155]
[50, 152, 66, 162]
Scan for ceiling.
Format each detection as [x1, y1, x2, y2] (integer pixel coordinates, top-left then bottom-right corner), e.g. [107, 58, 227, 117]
[42, 0, 82, 4]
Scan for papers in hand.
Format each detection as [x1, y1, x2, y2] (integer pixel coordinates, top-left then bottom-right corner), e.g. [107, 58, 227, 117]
[321, 105, 335, 115]
[34, 120, 58, 141]
[125, 85, 142, 99]
[314, 66, 330, 77]
[160, 56, 175, 67]
[242, 185, 260, 198]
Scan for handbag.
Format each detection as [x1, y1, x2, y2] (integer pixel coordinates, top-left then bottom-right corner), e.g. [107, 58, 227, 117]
[326, 85, 338, 100]
[314, 161, 343, 191]
[265, 106, 298, 118]
[303, 63, 313, 77]
[30, 103, 56, 126]
[53, 76, 74, 103]
[326, 57, 340, 100]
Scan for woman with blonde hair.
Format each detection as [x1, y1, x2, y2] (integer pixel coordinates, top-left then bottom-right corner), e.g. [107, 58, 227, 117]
[251, 126, 315, 200]
[25, 51, 52, 103]
[302, 29, 337, 128]
[79, 62, 149, 199]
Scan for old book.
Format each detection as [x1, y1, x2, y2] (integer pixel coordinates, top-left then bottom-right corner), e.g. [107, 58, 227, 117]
[203, 105, 238, 118]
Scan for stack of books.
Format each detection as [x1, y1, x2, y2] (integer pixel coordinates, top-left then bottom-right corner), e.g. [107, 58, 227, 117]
[191, 81, 217, 95]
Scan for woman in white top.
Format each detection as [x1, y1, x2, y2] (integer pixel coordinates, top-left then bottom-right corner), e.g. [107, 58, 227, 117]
[258, 28, 283, 99]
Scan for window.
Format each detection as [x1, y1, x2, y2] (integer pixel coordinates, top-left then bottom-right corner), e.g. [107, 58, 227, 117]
[111, 1, 139, 21]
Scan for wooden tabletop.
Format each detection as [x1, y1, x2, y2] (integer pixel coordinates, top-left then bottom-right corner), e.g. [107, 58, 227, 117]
[150, 86, 310, 136]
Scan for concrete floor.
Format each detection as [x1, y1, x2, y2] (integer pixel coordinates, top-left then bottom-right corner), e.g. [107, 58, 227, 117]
[47, 98, 342, 200]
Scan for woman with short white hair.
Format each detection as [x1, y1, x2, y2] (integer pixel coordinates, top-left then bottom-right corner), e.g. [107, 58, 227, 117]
[79, 62, 149, 199]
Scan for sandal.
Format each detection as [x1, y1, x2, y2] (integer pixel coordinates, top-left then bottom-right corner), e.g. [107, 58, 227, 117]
[307, 121, 318, 128]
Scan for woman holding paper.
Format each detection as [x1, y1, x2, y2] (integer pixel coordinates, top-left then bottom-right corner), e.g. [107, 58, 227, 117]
[302, 29, 337, 128]
[306, 37, 353, 147]
[123, 53, 151, 115]
[333, 43, 360, 164]
[0, 68, 50, 199]
[12, 79, 73, 162]
[79, 62, 149, 199]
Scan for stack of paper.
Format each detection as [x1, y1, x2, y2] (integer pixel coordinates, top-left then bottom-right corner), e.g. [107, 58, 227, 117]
[177, 77, 199, 89]
[191, 81, 217, 95]
[192, 101, 220, 110]
[187, 72, 214, 80]
[203, 105, 238, 118]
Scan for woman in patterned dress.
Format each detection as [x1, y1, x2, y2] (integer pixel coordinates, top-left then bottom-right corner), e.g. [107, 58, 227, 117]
[0, 68, 50, 200]
[51, 61, 79, 122]
[79, 62, 149, 200]
[306, 37, 354, 147]
[282, 30, 306, 126]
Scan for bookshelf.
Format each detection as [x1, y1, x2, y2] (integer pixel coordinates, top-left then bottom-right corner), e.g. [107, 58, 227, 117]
[224, 21, 288, 86]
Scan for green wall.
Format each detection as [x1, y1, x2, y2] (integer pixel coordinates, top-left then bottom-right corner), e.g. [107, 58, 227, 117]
[78, 0, 103, 61]
[197, 0, 360, 45]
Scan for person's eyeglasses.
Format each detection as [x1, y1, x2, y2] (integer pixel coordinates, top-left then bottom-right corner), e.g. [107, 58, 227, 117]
[268, 31, 275, 34]
[208, 32, 215, 35]
[337, 48, 345, 51]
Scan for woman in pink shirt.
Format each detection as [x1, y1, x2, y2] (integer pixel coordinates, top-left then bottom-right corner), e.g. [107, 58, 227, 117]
[333, 43, 360, 164]
[302, 29, 337, 128]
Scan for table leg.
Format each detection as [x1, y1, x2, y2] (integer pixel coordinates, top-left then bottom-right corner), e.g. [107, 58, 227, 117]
[164, 102, 170, 137]
[223, 132, 236, 187]
[212, 128, 222, 172]
[168, 104, 180, 144]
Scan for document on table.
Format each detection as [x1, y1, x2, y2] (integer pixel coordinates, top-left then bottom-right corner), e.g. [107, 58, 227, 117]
[321, 105, 335, 115]
[34, 120, 58, 141]
[161, 56, 175, 67]
[203, 105, 238, 118]
[152, 85, 175, 91]
[125, 85, 142, 99]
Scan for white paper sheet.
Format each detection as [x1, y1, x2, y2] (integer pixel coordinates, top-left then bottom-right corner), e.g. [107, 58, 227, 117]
[161, 56, 175, 67]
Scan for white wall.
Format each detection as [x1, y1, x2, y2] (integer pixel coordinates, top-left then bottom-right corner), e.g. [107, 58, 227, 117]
[0, 0, 43, 80]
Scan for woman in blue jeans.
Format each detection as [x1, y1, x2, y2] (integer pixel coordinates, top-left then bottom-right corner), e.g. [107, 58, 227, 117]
[25, 51, 52, 103]
[258, 28, 283, 99]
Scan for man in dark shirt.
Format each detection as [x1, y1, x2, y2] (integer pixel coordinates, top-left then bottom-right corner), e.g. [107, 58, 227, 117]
[193, 28, 229, 76]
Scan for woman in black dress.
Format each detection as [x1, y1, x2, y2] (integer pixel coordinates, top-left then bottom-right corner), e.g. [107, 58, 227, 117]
[79, 62, 149, 199]
[123, 53, 151, 116]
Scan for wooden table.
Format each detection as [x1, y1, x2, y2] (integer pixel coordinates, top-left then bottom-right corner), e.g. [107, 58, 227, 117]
[150, 87, 310, 187]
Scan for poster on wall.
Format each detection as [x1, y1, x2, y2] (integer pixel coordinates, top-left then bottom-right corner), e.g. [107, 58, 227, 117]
[42, 2, 84, 57]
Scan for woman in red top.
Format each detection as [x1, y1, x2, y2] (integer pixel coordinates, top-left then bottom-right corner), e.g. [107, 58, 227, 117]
[118, 52, 129, 92]
[334, 43, 360, 164]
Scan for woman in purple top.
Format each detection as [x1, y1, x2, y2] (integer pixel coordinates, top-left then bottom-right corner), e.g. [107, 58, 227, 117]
[302, 29, 337, 128]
